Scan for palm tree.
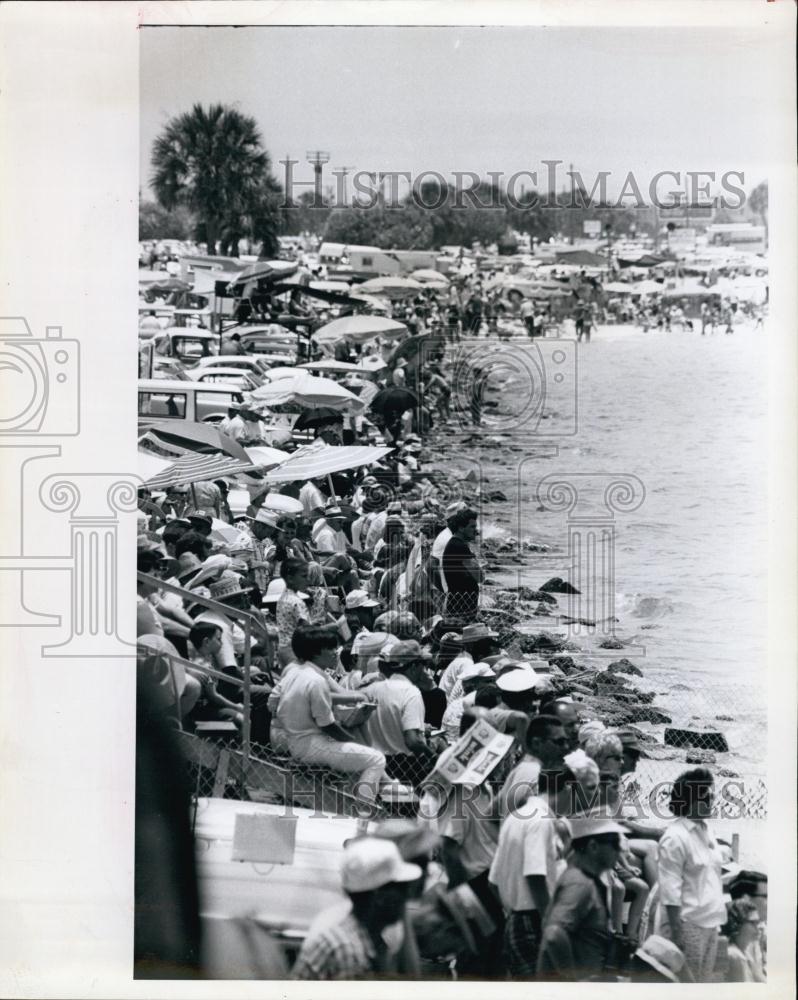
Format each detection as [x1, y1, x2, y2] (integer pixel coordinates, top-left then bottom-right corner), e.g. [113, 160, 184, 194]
[150, 103, 274, 256]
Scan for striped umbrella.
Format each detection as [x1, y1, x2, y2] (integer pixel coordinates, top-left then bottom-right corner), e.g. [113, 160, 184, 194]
[145, 452, 256, 490]
[265, 442, 392, 483]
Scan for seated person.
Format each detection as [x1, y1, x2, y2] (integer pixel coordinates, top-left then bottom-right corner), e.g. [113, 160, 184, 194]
[272, 624, 386, 803]
[184, 622, 245, 731]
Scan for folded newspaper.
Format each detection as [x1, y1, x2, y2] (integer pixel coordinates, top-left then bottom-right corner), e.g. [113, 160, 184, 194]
[430, 719, 515, 787]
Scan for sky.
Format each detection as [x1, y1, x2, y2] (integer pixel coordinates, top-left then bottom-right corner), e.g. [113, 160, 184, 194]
[140, 26, 778, 203]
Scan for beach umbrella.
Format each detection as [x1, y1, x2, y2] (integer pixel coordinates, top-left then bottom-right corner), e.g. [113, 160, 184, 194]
[603, 281, 636, 294]
[411, 268, 448, 286]
[210, 518, 244, 547]
[356, 276, 423, 299]
[292, 407, 345, 431]
[143, 452, 256, 491]
[298, 359, 363, 374]
[137, 450, 172, 483]
[357, 354, 387, 373]
[312, 314, 408, 347]
[248, 372, 365, 412]
[388, 332, 444, 368]
[632, 279, 665, 295]
[347, 292, 392, 313]
[138, 420, 252, 463]
[227, 260, 297, 289]
[265, 442, 393, 483]
[244, 445, 290, 468]
[370, 386, 418, 417]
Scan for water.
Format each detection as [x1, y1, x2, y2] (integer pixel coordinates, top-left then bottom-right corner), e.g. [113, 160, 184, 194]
[466, 322, 768, 775]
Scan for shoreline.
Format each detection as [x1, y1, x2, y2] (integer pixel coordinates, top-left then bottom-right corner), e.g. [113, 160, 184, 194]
[417, 329, 766, 830]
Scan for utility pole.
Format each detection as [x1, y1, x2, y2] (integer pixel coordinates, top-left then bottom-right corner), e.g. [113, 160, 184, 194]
[306, 150, 330, 208]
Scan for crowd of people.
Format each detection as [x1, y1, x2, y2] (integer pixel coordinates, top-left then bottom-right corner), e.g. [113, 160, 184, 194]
[136, 272, 766, 983]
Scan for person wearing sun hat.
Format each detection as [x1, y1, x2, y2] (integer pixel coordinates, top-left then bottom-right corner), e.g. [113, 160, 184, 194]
[438, 622, 500, 700]
[193, 571, 257, 674]
[629, 935, 689, 983]
[312, 503, 349, 556]
[538, 812, 627, 981]
[186, 508, 214, 537]
[237, 506, 276, 596]
[363, 640, 439, 785]
[292, 837, 422, 980]
[340, 589, 381, 640]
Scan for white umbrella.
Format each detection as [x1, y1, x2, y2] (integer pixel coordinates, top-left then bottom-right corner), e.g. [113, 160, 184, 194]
[312, 314, 408, 347]
[348, 292, 392, 313]
[411, 268, 448, 285]
[244, 445, 290, 468]
[298, 359, 363, 374]
[247, 372, 365, 412]
[357, 354, 388, 372]
[357, 277, 423, 299]
[210, 519, 243, 547]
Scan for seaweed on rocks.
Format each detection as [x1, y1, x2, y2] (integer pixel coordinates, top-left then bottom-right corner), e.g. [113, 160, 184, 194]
[516, 588, 557, 604]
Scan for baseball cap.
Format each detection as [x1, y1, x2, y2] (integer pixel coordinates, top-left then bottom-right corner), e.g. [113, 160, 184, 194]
[340, 837, 421, 892]
[345, 589, 381, 611]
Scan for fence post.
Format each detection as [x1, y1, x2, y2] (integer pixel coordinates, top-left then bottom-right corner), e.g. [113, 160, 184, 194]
[242, 616, 252, 787]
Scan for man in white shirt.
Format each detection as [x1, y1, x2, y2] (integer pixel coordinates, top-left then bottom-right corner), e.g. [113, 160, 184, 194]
[299, 478, 327, 520]
[219, 403, 246, 441]
[489, 767, 575, 978]
[363, 641, 436, 785]
[312, 506, 349, 555]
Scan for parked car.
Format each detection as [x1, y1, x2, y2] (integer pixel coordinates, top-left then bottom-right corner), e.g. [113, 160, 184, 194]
[193, 368, 260, 392]
[191, 355, 273, 380]
[153, 328, 219, 363]
[138, 378, 243, 430]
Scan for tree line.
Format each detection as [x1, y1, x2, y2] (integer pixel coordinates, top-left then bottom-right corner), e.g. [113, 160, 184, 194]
[143, 103, 768, 256]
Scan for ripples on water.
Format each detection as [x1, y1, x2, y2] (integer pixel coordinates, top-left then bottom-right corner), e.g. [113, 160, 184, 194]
[487, 323, 768, 768]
